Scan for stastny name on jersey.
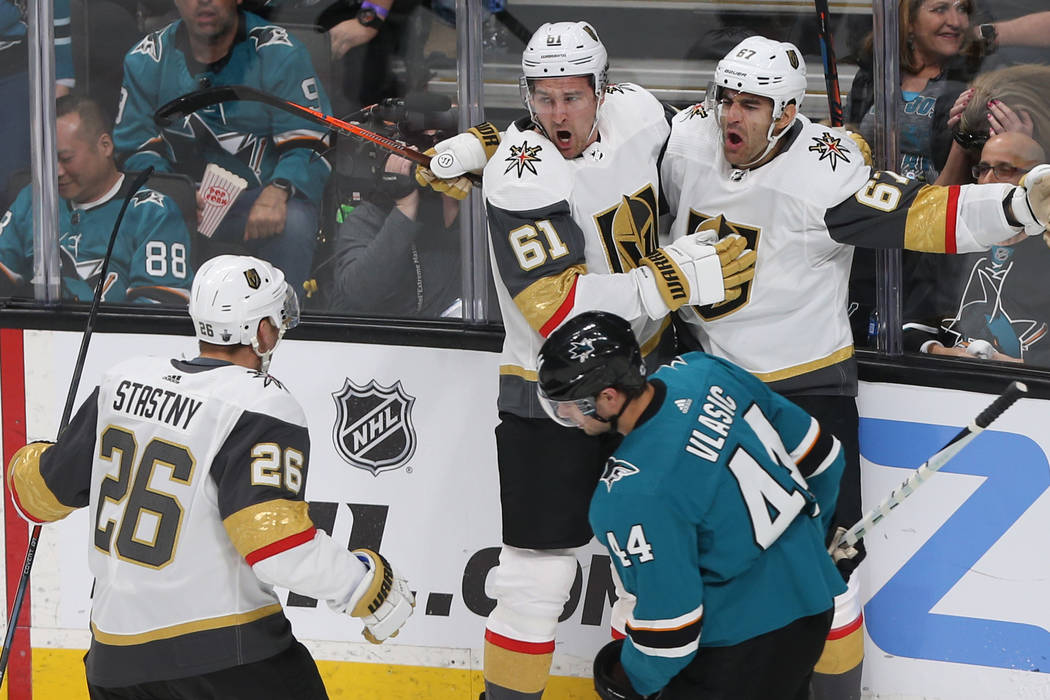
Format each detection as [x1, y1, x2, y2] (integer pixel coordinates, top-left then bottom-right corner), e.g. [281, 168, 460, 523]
[112, 380, 204, 430]
[685, 385, 737, 463]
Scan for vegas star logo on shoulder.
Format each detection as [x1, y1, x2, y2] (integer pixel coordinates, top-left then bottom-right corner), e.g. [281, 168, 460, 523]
[685, 103, 708, 120]
[601, 457, 640, 492]
[504, 141, 543, 177]
[809, 132, 852, 171]
[332, 378, 417, 476]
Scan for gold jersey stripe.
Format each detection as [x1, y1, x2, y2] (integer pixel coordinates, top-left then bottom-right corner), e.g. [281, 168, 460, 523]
[7, 443, 76, 522]
[752, 345, 854, 383]
[499, 365, 538, 381]
[483, 640, 552, 694]
[223, 499, 313, 559]
[904, 185, 950, 252]
[90, 604, 283, 646]
[513, 264, 586, 333]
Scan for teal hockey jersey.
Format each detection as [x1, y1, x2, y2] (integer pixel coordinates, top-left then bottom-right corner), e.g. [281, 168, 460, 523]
[589, 352, 847, 695]
[115, 11, 331, 204]
[0, 176, 193, 303]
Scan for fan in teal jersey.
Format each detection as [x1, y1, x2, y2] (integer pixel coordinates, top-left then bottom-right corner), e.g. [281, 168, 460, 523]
[0, 95, 192, 304]
[537, 311, 851, 700]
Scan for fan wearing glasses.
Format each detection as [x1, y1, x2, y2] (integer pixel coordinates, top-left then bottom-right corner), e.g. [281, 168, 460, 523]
[905, 131, 1050, 365]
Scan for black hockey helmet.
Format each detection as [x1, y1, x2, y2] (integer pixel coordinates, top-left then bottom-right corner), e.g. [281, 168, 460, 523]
[593, 639, 648, 700]
[537, 311, 646, 427]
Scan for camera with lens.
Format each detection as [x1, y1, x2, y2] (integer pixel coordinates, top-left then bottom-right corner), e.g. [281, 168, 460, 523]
[335, 92, 458, 200]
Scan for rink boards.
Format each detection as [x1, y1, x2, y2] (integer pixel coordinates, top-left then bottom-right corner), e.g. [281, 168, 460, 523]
[3, 328, 1050, 700]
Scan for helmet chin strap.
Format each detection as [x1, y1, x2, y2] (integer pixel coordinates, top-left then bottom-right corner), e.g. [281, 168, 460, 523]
[593, 392, 633, 432]
[251, 325, 287, 374]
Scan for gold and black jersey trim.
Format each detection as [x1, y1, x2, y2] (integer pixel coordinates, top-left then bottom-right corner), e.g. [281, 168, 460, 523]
[752, 345, 853, 383]
[90, 603, 283, 646]
[223, 499, 314, 561]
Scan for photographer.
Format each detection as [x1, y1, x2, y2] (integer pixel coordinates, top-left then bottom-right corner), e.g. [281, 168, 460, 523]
[327, 147, 461, 318]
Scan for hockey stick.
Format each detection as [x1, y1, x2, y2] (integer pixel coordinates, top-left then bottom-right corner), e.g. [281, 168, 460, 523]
[834, 380, 1028, 551]
[0, 167, 155, 685]
[154, 85, 481, 184]
[814, 0, 844, 127]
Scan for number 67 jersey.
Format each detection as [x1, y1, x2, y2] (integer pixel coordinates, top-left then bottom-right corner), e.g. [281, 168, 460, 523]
[7, 355, 360, 687]
[661, 107, 1023, 396]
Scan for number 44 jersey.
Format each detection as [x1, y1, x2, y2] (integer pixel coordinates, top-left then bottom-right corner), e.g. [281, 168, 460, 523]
[589, 352, 847, 695]
[7, 355, 366, 687]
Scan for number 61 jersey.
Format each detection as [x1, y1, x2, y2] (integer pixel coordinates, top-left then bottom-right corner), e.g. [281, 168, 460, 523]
[483, 84, 673, 418]
[6, 355, 357, 687]
[661, 108, 1021, 396]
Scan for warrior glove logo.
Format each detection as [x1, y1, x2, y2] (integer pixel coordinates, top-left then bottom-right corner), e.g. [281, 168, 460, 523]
[332, 379, 417, 476]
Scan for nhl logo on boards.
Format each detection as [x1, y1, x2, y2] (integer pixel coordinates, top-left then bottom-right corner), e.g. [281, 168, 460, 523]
[332, 378, 417, 476]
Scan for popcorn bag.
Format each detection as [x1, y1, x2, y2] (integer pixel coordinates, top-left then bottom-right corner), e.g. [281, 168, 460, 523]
[198, 164, 248, 238]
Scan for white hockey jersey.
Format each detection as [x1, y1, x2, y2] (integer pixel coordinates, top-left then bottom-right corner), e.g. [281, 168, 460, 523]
[662, 108, 1022, 395]
[8, 355, 368, 686]
[484, 83, 673, 417]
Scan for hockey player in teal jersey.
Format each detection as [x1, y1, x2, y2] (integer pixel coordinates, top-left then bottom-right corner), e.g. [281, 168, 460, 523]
[0, 95, 192, 303]
[537, 311, 849, 700]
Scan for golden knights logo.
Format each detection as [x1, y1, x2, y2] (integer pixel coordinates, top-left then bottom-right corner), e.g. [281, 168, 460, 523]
[809, 132, 852, 171]
[332, 379, 417, 476]
[604, 84, 636, 96]
[686, 211, 760, 320]
[244, 268, 261, 289]
[685, 103, 709, 120]
[504, 142, 543, 178]
[593, 184, 659, 272]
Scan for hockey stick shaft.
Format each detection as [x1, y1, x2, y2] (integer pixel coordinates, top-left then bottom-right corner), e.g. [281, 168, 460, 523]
[836, 381, 1028, 549]
[154, 86, 482, 184]
[814, 0, 844, 127]
[0, 167, 155, 684]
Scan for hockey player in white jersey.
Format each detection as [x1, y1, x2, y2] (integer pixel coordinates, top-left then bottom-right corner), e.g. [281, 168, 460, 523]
[419, 21, 755, 700]
[6, 255, 414, 699]
[660, 35, 1050, 700]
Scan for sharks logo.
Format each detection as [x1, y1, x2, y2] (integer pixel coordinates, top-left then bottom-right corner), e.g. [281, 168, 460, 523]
[130, 31, 162, 62]
[600, 457, 640, 492]
[569, 339, 596, 362]
[249, 25, 293, 50]
[131, 190, 166, 208]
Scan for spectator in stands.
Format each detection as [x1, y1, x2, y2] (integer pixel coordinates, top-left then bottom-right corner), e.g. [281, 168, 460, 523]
[327, 151, 460, 317]
[846, 0, 982, 182]
[0, 94, 193, 303]
[1, 0, 74, 212]
[936, 63, 1050, 183]
[113, 0, 332, 293]
[904, 131, 1050, 365]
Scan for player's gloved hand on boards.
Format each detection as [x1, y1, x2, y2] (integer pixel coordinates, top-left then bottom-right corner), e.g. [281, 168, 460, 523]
[414, 122, 501, 200]
[340, 549, 415, 643]
[828, 526, 866, 582]
[1007, 163, 1050, 236]
[962, 338, 996, 360]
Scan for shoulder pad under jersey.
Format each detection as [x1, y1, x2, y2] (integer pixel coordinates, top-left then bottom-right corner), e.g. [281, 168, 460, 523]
[775, 116, 873, 207]
[484, 121, 571, 212]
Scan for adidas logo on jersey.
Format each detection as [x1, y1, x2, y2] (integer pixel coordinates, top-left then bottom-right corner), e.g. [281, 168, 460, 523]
[675, 398, 692, 413]
[162, 374, 181, 384]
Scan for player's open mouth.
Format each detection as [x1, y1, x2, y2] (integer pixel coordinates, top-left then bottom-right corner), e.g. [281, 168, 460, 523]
[556, 130, 572, 146]
[726, 132, 744, 147]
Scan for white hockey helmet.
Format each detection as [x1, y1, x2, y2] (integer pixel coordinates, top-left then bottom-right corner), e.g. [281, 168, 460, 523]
[520, 21, 608, 99]
[711, 35, 807, 119]
[189, 255, 300, 368]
